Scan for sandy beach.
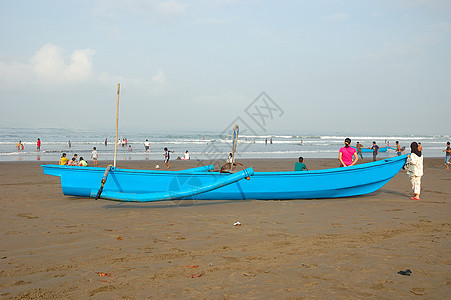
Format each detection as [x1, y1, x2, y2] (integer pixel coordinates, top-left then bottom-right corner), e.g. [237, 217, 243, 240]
[0, 158, 450, 299]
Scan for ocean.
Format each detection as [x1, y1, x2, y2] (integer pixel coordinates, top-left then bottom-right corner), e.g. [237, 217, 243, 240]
[0, 127, 449, 163]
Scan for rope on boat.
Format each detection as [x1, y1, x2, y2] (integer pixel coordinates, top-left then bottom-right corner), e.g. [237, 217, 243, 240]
[92, 167, 254, 202]
[95, 165, 113, 200]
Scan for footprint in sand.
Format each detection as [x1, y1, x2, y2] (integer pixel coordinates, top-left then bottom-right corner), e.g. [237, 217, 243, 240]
[299, 263, 318, 268]
[17, 213, 39, 219]
[410, 287, 425, 295]
[13, 280, 31, 286]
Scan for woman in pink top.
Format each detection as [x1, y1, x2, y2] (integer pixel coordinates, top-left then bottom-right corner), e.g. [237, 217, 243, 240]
[339, 138, 359, 167]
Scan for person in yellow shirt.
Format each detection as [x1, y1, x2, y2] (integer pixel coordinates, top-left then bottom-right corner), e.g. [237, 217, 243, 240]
[79, 157, 88, 166]
[59, 153, 68, 165]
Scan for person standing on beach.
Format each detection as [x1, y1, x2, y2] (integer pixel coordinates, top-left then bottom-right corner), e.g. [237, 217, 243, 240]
[371, 141, 379, 161]
[339, 138, 359, 167]
[443, 142, 451, 169]
[144, 139, 150, 152]
[68, 140, 71, 148]
[91, 147, 98, 165]
[356, 142, 364, 160]
[418, 142, 423, 153]
[37, 138, 41, 152]
[396, 141, 402, 156]
[105, 138, 108, 146]
[17, 141, 22, 151]
[163, 147, 173, 169]
[406, 142, 423, 200]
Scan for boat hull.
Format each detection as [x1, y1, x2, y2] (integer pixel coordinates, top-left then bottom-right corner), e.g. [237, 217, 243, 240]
[353, 147, 390, 153]
[41, 155, 407, 201]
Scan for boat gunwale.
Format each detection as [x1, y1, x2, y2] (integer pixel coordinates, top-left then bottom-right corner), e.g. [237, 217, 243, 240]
[41, 155, 407, 177]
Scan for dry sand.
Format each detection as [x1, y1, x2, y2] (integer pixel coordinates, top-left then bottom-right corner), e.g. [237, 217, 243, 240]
[0, 158, 450, 299]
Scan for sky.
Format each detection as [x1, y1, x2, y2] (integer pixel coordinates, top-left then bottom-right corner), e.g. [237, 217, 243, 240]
[0, 0, 450, 135]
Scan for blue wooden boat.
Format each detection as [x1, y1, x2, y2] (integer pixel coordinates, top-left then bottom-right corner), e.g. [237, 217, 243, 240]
[352, 146, 392, 153]
[41, 155, 407, 202]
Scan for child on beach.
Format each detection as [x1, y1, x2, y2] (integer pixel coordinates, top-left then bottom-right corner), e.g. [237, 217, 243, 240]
[370, 141, 379, 161]
[221, 153, 243, 172]
[356, 142, 364, 160]
[91, 147, 98, 165]
[226, 153, 233, 164]
[68, 157, 77, 166]
[444, 142, 451, 169]
[294, 157, 308, 171]
[182, 150, 190, 160]
[79, 157, 88, 166]
[163, 147, 174, 169]
[396, 141, 402, 156]
[59, 153, 68, 165]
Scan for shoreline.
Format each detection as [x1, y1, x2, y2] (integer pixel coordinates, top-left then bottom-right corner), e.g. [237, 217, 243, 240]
[0, 152, 447, 163]
[1, 158, 449, 298]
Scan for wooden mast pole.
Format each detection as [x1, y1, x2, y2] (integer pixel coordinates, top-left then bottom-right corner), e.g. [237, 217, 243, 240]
[113, 83, 120, 168]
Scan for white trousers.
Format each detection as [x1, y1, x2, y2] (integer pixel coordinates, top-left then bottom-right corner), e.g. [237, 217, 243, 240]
[410, 176, 422, 195]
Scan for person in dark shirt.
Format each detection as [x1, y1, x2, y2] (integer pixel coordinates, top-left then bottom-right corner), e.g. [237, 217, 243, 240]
[371, 141, 379, 161]
[163, 147, 174, 169]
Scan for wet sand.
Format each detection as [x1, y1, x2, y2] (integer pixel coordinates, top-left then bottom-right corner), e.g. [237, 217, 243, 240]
[0, 158, 450, 299]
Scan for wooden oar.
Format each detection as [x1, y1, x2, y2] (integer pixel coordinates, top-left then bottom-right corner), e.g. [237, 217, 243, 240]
[95, 165, 113, 200]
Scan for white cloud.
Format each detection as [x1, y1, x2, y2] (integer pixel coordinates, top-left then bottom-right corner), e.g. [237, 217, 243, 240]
[31, 43, 95, 83]
[0, 44, 96, 88]
[66, 49, 96, 81]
